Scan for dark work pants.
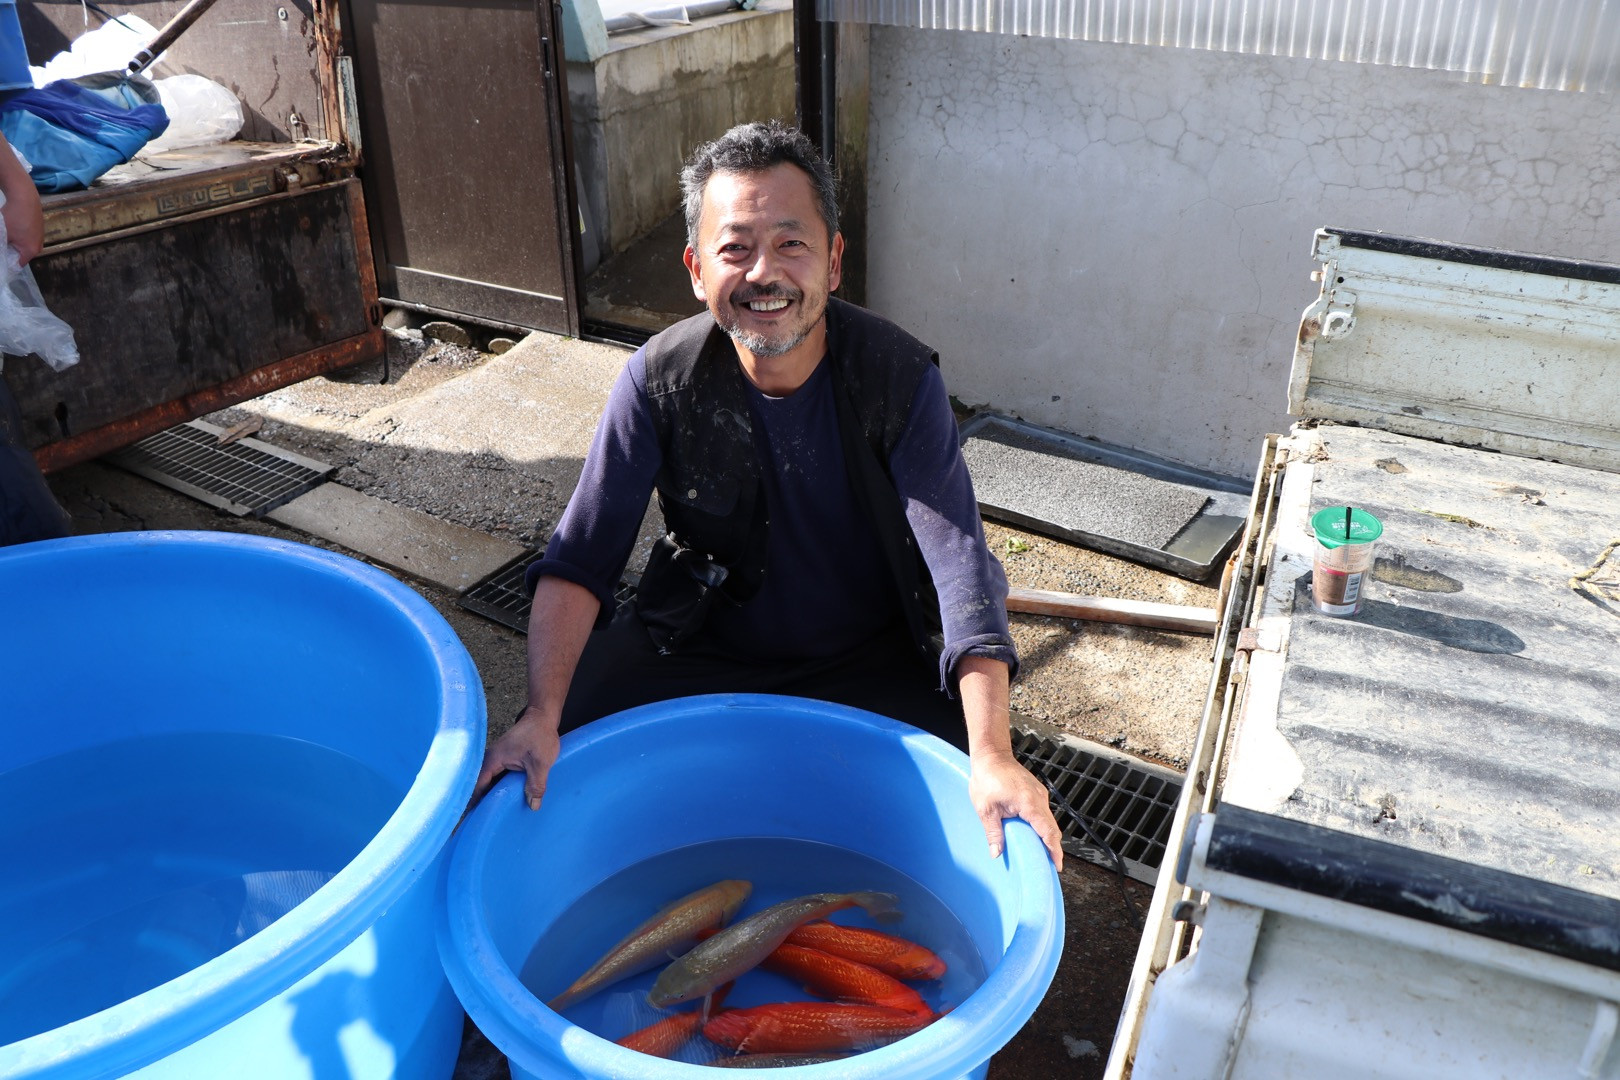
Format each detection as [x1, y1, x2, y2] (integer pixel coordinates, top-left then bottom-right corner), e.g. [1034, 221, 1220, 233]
[557, 607, 969, 752]
[0, 374, 70, 547]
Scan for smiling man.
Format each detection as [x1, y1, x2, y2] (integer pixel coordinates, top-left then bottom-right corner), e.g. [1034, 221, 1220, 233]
[475, 121, 1063, 869]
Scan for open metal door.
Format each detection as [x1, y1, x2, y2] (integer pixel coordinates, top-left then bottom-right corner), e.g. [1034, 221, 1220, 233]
[347, 0, 580, 335]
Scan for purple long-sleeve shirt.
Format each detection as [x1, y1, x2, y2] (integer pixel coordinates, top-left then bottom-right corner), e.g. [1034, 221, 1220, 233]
[530, 347, 1017, 690]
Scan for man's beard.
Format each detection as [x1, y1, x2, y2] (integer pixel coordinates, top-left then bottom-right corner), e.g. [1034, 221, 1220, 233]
[717, 284, 821, 358]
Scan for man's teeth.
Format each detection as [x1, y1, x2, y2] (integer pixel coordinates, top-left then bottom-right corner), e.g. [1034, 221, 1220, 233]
[747, 299, 789, 312]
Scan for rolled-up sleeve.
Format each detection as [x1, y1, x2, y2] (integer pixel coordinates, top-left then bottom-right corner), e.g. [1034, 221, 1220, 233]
[524, 352, 662, 622]
[887, 366, 1018, 692]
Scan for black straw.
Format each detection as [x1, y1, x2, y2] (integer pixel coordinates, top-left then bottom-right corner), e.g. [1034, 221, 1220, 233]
[1344, 505, 1354, 540]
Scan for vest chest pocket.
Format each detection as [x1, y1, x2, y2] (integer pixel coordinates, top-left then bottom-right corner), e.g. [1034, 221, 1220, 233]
[656, 473, 741, 520]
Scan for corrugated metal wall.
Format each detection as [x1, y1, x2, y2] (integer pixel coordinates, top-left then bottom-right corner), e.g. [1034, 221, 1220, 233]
[816, 0, 1620, 92]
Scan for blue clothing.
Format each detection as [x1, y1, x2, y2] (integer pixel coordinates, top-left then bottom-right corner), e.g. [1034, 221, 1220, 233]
[532, 345, 1016, 689]
[0, 76, 169, 192]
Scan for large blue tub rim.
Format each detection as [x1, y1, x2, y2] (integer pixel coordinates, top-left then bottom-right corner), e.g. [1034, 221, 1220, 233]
[0, 531, 486, 1079]
[439, 693, 1063, 1080]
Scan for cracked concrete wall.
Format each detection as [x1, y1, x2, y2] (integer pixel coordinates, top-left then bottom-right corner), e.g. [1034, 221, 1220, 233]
[866, 29, 1620, 476]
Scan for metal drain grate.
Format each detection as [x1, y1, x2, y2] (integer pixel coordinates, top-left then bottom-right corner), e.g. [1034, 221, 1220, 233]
[1012, 727, 1183, 884]
[461, 554, 641, 634]
[106, 420, 334, 517]
[458, 550, 546, 632]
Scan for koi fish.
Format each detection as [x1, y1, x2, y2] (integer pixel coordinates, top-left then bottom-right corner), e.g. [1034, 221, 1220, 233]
[784, 920, 947, 980]
[648, 891, 900, 1008]
[760, 943, 930, 1017]
[703, 1002, 935, 1054]
[548, 880, 752, 1012]
[707, 1052, 853, 1068]
[616, 983, 733, 1058]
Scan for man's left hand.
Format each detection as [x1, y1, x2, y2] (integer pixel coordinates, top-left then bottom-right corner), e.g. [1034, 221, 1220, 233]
[969, 748, 1066, 870]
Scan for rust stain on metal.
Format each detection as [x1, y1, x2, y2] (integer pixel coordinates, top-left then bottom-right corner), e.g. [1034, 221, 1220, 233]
[346, 179, 383, 324]
[34, 332, 383, 474]
[42, 147, 342, 247]
[313, 0, 350, 156]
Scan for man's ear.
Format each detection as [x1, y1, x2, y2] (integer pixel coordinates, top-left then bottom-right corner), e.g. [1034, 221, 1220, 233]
[683, 244, 706, 302]
[828, 232, 845, 294]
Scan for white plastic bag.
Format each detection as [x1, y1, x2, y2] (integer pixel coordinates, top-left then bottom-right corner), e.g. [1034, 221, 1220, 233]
[0, 188, 80, 373]
[29, 13, 163, 86]
[146, 74, 244, 153]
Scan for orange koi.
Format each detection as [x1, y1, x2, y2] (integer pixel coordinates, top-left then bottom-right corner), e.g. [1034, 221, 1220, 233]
[783, 921, 947, 981]
[548, 880, 752, 1012]
[617, 983, 733, 1058]
[760, 943, 930, 1017]
[703, 1002, 935, 1054]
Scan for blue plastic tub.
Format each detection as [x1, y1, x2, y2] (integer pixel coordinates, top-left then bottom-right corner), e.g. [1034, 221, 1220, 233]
[439, 694, 1063, 1080]
[0, 532, 485, 1080]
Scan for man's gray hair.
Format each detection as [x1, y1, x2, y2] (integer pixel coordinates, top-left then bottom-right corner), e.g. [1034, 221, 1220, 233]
[680, 121, 839, 251]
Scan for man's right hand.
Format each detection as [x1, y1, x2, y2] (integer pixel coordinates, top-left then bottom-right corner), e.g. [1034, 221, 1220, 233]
[472, 705, 562, 810]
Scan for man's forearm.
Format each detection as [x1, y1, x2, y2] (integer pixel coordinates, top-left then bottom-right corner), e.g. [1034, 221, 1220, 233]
[957, 652, 1065, 867]
[0, 133, 43, 265]
[524, 575, 602, 723]
[957, 653, 1014, 760]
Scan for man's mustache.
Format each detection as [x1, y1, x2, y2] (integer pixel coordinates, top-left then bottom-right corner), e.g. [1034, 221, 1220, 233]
[730, 284, 803, 306]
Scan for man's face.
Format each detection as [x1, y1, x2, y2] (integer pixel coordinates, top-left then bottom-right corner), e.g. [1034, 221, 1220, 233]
[684, 163, 844, 360]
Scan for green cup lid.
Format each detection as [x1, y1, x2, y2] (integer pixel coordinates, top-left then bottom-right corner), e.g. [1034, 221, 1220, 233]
[1312, 506, 1383, 548]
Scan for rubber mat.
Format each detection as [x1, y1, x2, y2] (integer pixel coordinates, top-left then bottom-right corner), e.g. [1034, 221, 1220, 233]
[962, 422, 1210, 551]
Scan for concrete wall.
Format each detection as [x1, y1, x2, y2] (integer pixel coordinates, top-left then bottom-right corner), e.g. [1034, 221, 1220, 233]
[568, 0, 795, 272]
[865, 29, 1620, 477]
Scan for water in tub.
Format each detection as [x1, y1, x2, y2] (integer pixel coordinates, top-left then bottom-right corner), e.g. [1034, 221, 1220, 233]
[0, 732, 402, 1043]
[523, 838, 987, 1064]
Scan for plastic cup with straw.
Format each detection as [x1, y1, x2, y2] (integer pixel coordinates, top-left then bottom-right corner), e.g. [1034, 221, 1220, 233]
[1310, 505, 1383, 616]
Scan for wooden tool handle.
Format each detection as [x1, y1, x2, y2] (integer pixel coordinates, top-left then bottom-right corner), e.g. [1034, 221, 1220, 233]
[1006, 586, 1217, 635]
[127, 0, 225, 75]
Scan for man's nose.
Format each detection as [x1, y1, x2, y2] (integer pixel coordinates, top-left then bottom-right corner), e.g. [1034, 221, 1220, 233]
[745, 247, 781, 283]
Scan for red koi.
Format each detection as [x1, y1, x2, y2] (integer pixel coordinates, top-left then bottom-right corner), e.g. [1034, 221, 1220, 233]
[703, 1002, 935, 1054]
[783, 921, 947, 981]
[760, 943, 931, 1017]
[617, 983, 734, 1058]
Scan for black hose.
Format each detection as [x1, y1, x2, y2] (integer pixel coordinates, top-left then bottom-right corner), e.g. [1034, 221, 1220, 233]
[1039, 775, 1145, 930]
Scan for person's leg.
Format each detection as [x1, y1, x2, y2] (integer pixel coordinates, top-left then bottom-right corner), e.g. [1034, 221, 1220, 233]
[778, 626, 969, 751]
[556, 612, 969, 750]
[0, 375, 71, 547]
[556, 606, 783, 734]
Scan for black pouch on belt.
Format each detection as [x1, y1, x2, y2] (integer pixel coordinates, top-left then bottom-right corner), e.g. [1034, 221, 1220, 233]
[633, 481, 766, 654]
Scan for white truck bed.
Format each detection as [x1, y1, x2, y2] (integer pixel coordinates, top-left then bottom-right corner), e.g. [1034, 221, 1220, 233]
[1110, 228, 1620, 1080]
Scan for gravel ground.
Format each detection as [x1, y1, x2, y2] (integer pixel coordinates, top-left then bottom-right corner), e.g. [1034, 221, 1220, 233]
[987, 521, 1218, 770]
